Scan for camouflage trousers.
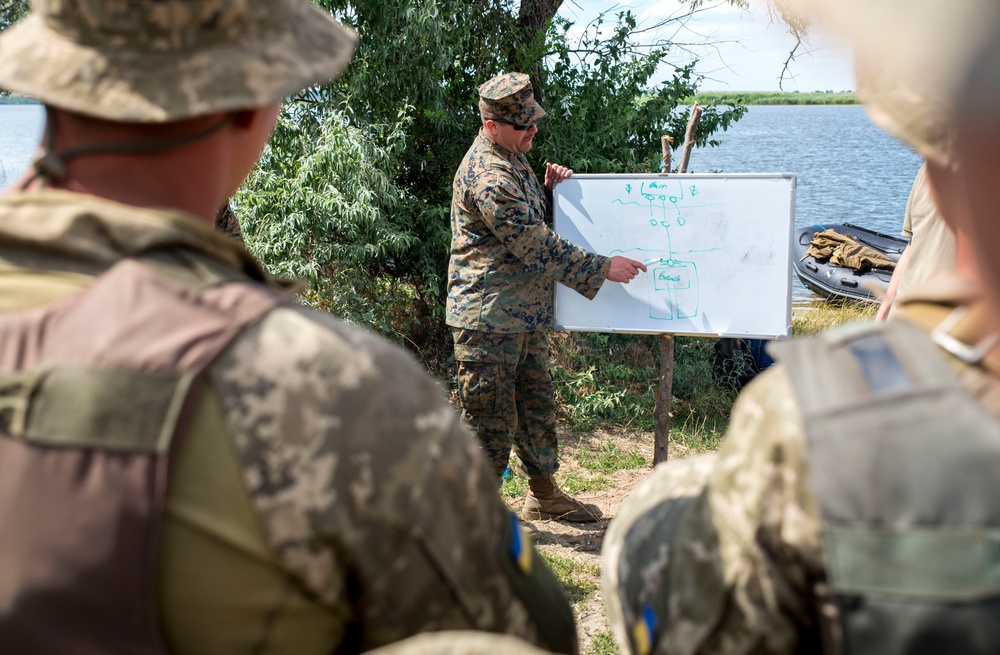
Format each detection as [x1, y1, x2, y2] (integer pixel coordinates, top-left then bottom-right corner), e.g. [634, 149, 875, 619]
[451, 328, 559, 479]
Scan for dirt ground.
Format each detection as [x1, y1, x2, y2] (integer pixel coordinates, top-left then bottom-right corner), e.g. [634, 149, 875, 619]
[502, 427, 700, 654]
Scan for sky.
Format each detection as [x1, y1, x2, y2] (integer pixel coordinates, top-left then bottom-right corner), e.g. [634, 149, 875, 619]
[556, 0, 856, 93]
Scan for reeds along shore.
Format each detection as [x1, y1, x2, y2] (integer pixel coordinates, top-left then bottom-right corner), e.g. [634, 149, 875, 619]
[686, 91, 859, 106]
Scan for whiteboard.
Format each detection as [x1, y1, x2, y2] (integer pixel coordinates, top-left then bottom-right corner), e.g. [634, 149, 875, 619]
[553, 173, 795, 338]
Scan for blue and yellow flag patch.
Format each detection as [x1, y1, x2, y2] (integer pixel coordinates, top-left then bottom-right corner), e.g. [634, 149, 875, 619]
[631, 603, 658, 655]
[508, 513, 533, 575]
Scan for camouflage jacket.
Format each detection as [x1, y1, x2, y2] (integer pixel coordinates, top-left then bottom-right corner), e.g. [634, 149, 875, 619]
[603, 275, 998, 655]
[446, 130, 611, 332]
[0, 191, 578, 655]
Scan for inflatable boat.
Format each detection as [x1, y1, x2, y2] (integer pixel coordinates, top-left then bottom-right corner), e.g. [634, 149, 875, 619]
[793, 223, 908, 302]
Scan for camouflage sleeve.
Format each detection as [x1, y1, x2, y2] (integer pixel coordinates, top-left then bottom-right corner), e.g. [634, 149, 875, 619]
[604, 366, 826, 655]
[474, 169, 611, 300]
[210, 306, 577, 653]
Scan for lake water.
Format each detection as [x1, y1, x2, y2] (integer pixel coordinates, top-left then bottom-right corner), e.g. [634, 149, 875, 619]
[0, 103, 920, 303]
[687, 105, 922, 235]
[0, 104, 44, 189]
[685, 104, 923, 305]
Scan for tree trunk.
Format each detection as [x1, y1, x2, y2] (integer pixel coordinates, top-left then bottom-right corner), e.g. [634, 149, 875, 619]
[660, 135, 673, 173]
[652, 335, 674, 465]
[678, 103, 703, 174]
[510, 0, 563, 99]
[652, 108, 702, 466]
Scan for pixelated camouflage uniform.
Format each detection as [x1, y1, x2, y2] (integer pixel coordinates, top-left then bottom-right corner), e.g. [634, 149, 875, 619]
[214, 202, 244, 242]
[0, 192, 578, 654]
[447, 72, 611, 478]
[603, 276, 1000, 655]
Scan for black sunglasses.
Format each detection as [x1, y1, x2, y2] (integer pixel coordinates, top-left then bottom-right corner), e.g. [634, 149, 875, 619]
[490, 118, 533, 131]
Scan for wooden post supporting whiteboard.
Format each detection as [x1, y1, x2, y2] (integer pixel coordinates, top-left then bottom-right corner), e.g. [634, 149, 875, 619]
[652, 105, 702, 466]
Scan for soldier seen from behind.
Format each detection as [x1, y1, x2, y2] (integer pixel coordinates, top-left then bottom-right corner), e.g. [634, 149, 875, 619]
[601, 0, 1000, 653]
[447, 72, 647, 522]
[0, 2, 579, 653]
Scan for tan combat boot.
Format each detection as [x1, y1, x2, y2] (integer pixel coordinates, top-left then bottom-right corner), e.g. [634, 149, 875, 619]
[522, 476, 603, 522]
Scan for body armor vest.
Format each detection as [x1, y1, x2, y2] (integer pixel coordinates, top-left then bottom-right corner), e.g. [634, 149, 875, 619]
[0, 252, 288, 653]
[773, 319, 1000, 655]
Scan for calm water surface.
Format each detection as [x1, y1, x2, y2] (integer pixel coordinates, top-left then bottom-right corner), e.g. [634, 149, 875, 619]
[685, 105, 922, 304]
[0, 104, 919, 304]
[689, 105, 922, 235]
[0, 104, 44, 189]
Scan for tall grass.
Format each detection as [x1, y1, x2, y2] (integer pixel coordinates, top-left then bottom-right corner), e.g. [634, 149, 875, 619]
[793, 300, 877, 336]
[545, 300, 876, 445]
[0, 94, 40, 105]
[548, 331, 737, 449]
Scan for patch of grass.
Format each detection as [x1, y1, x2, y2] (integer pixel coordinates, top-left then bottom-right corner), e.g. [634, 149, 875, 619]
[500, 473, 527, 502]
[559, 470, 613, 494]
[539, 552, 601, 605]
[587, 631, 621, 655]
[669, 412, 727, 453]
[792, 300, 877, 337]
[576, 440, 647, 473]
[550, 332, 735, 436]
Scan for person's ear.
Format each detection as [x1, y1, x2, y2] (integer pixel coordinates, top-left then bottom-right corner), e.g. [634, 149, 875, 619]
[232, 109, 257, 129]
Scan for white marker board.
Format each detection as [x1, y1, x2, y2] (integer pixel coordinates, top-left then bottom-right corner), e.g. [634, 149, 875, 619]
[553, 173, 795, 338]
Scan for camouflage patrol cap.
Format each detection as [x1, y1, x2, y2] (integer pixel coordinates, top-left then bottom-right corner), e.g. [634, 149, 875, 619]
[602, 455, 717, 655]
[0, 0, 357, 123]
[478, 72, 547, 127]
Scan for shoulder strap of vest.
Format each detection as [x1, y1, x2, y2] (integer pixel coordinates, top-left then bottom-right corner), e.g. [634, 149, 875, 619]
[768, 319, 959, 419]
[0, 255, 293, 451]
[131, 245, 304, 295]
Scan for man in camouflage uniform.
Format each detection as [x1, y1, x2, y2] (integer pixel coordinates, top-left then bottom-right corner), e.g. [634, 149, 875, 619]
[448, 72, 647, 522]
[0, 3, 579, 654]
[602, 2, 1000, 654]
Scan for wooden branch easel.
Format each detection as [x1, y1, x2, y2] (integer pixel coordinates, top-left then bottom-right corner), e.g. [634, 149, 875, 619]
[652, 103, 703, 466]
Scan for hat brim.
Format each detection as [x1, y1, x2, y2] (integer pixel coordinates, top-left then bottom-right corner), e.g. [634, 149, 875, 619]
[782, 0, 1000, 167]
[520, 102, 547, 126]
[478, 98, 547, 127]
[602, 454, 716, 655]
[0, 0, 357, 122]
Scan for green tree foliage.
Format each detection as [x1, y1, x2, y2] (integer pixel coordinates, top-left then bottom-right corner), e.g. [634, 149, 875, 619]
[535, 12, 746, 173]
[0, 0, 27, 31]
[0, 0, 28, 97]
[234, 0, 747, 372]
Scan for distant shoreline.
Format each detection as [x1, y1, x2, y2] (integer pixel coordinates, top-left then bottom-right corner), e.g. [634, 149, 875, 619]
[4, 91, 857, 108]
[686, 91, 859, 106]
[0, 95, 40, 105]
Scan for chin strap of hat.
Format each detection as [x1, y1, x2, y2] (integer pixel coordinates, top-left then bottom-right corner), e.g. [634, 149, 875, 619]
[22, 109, 238, 190]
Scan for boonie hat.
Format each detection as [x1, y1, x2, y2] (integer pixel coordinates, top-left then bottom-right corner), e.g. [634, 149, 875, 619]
[777, 0, 1000, 168]
[0, 0, 358, 123]
[362, 631, 559, 655]
[602, 454, 717, 655]
[478, 72, 546, 128]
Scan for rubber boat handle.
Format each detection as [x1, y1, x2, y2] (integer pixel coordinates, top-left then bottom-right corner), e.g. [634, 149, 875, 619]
[805, 262, 818, 273]
[840, 279, 859, 288]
